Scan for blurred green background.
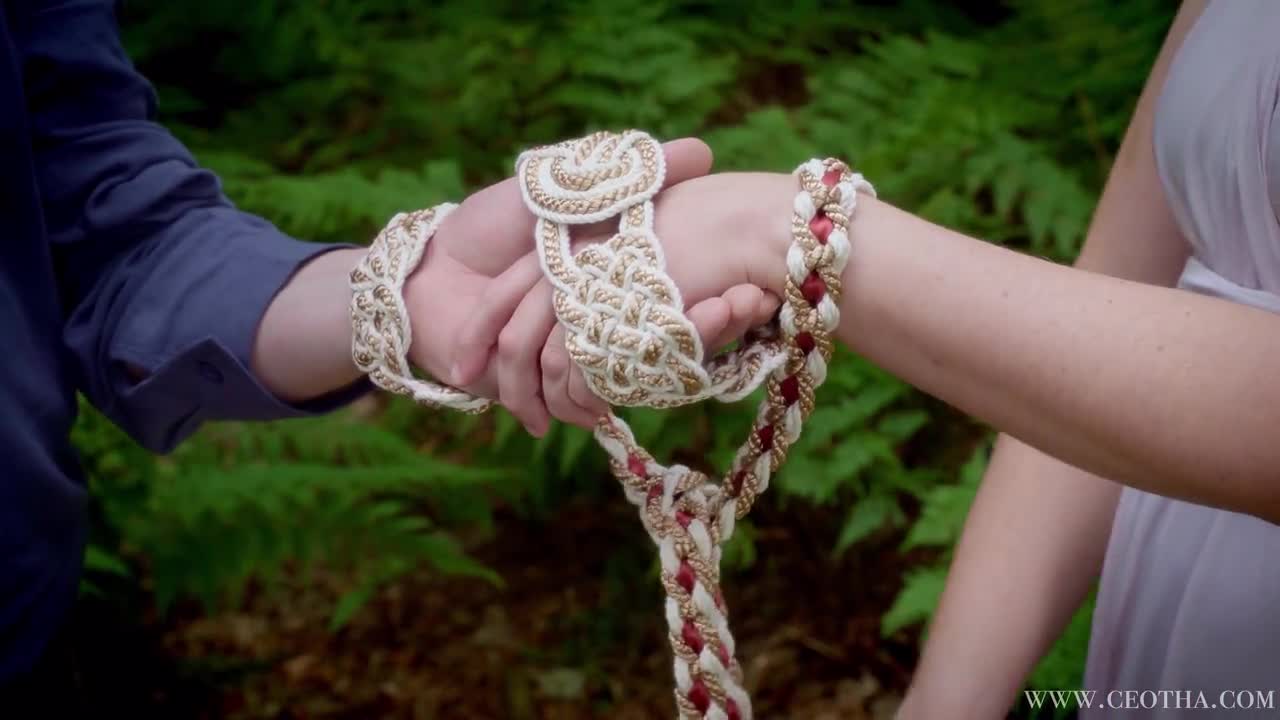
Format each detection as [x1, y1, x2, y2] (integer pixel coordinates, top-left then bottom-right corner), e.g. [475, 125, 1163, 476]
[71, 0, 1176, 717]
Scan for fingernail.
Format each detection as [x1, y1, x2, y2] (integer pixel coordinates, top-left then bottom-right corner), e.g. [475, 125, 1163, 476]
[449, 362, 462, 384]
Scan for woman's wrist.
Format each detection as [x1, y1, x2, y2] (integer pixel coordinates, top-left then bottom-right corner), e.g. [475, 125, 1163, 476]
[744, 169, 885, 302]
[744, 171, 806, 297]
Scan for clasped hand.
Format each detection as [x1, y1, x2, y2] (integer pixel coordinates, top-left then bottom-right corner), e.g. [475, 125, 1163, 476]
[402, 139, 797, 436]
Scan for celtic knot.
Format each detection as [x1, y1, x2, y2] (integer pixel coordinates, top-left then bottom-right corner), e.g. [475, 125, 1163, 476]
[518, 130, 788, 408]
[519, 129, 666, 224]
[514, 131, 874, 720]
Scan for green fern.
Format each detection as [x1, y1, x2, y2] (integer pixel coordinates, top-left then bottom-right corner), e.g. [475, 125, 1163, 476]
[133, 461, 501, 612]
[881, 440, 988, 638]
[196, 152, 467, 243]
[77, 403, 508, 628]
[887, 439, 1096, 709]
[881, 566, 949, 637]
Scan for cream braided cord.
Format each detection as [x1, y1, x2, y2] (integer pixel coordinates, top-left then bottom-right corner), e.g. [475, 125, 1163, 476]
[349, 204, 492, 413]
[349, 130, 874, 720]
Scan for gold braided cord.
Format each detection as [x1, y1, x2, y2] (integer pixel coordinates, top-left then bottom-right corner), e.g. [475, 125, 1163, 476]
[348, 130, 875, 720]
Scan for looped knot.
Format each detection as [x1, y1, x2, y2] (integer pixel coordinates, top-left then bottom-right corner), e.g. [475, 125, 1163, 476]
[517, 130, 786, 408]
[349, 204, 492, 413]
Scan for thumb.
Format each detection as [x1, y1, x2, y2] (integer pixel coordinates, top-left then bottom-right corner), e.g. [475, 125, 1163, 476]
[436, 137, 713, 276]
[661, 137, 714, 188]
[684, 296, 733, 356]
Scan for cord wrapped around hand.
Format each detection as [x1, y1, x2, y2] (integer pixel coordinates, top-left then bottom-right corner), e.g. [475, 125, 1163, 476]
[351, 129, 874, 720]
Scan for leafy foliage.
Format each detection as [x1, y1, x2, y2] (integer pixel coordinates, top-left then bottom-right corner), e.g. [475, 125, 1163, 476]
[882, 441, 989, 637]
[70, 0, 1176, 706]
[886, 441, 1098, 715]
[77, 399, 506, 629]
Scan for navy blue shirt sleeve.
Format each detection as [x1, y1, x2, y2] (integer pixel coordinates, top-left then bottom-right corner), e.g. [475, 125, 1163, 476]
[13, 1, 370, 453]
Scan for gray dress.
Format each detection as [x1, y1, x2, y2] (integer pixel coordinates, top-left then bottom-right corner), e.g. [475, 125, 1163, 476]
[1082, 1, 1280, 716]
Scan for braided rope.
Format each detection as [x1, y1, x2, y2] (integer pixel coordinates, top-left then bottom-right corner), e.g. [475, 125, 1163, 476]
[520, 130, 789, 407]
[348, 130, 874, 720]
[585, 151, 872, 720]
[349, 204, 492, 413]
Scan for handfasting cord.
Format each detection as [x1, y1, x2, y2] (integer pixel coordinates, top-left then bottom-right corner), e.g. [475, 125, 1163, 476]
[350, 204, 492, 413]
[518, 131, 788, 408]
[349, 130, 874, 720]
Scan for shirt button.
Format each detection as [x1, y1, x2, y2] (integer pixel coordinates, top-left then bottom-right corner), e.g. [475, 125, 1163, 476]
[198, 361, 224, 385]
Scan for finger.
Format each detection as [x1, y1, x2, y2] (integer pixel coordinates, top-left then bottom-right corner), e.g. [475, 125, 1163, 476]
[757, 289, 782, 322]
[567, 364, 608, 419]
[552, 137, 715, 240]
[496, 280, 555, 436]
[561, 326, 609, 419]
[684, 296, 732, 354]
[541, 325, 601, 430]
[455, 137, 711, 248]
[451, 251, 544, 386]
[712, 285, 780, 351]
[660, 137, 714, 188]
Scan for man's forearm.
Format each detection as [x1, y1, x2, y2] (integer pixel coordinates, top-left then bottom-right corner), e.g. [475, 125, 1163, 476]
[251, 247, 367, 403]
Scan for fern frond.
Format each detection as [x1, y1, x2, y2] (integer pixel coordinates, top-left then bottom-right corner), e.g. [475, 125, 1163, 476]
[128, 462, 502, 615]
[195, 152, 466, 242]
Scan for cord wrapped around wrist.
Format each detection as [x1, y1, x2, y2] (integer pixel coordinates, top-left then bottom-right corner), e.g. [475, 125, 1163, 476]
[349, 203, 492, 414]
[348, 130, 874, 720]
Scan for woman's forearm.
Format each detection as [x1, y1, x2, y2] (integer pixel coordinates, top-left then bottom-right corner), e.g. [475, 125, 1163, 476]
[802, 194, 1280, 521]
[252, 247, 367, 403]
[901, 435, 1120, 718]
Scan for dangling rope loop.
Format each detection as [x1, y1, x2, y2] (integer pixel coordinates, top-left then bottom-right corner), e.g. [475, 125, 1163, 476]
[351, 129, 874, 720]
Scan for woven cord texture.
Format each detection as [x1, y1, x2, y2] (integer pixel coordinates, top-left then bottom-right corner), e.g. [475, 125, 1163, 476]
[349, 130, 874, 720]
[350, 203, 492, 413]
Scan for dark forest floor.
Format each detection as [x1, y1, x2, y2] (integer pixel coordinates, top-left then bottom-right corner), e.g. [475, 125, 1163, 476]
[80, 497, 930, 719]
